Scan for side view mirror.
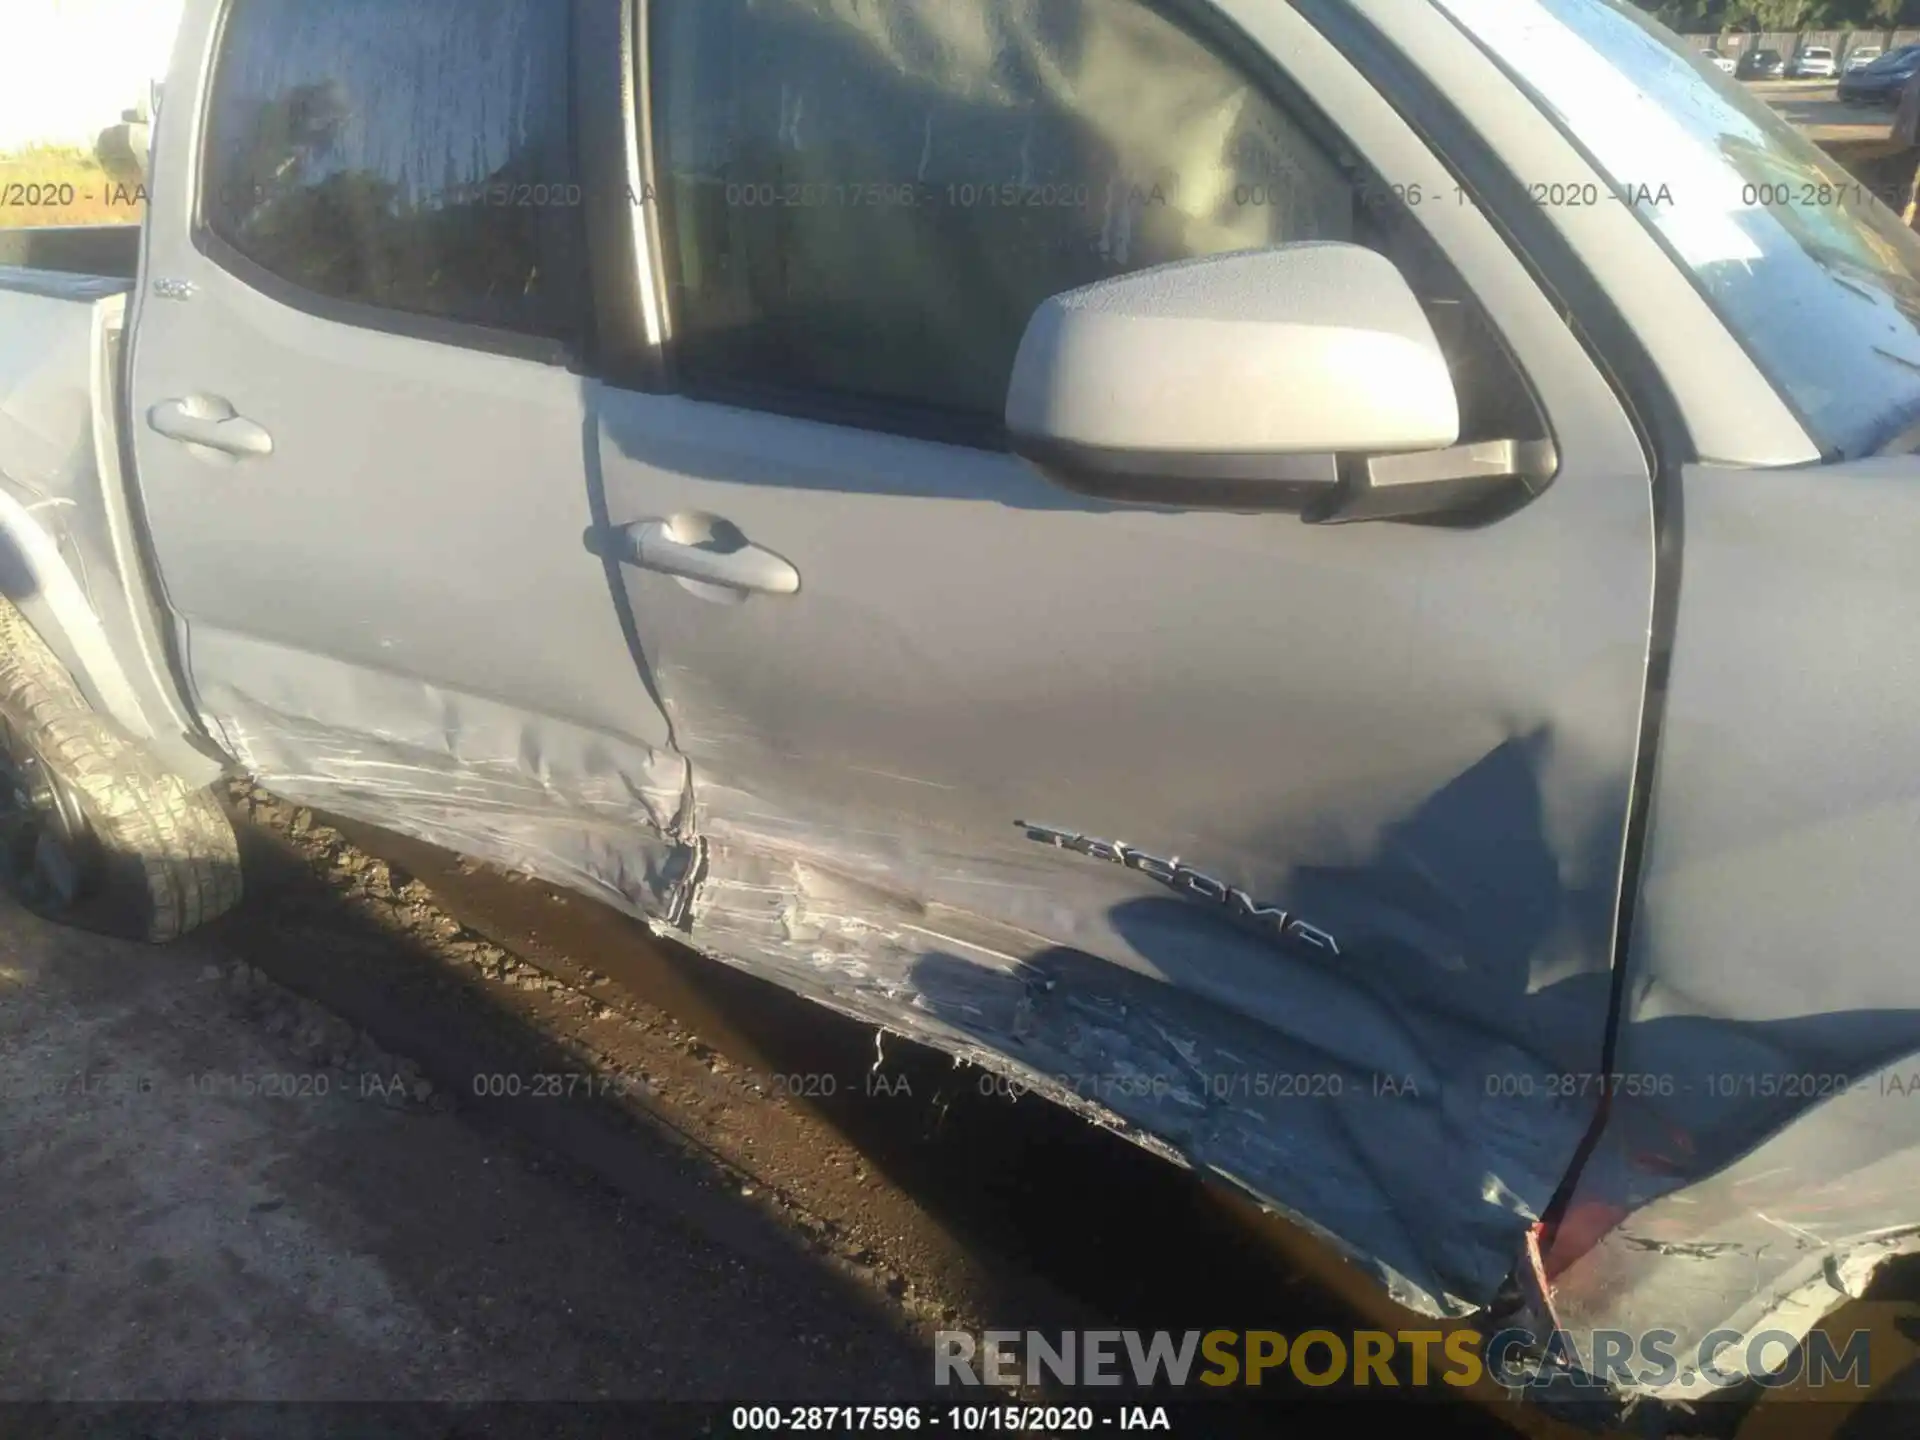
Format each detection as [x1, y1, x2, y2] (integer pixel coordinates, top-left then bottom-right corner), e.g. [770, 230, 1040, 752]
[1004, 243, 1554, 522]
[94, 82, 158, 190]
[95, 121, 150, 189]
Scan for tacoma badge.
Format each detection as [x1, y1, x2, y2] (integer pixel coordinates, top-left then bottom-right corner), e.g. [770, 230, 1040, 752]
[1015, 821, 1340, 956]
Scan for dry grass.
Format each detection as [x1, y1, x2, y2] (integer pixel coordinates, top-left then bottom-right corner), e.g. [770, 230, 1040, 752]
[0, 145, 143, 229]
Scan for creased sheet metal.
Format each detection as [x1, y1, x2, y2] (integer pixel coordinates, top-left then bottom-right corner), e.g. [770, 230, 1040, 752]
[675, 790, 1593, 1322]
[191, 630, 693, 921]
[1540, 458, 1920, 1398]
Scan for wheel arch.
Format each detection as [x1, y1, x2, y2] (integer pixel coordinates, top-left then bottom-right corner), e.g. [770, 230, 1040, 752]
[0, 488, 154, 747]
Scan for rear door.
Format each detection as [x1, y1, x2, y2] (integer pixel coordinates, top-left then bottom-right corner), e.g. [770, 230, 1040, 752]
[129, 0, 691, 915]
[590, 0, 1657, 1307]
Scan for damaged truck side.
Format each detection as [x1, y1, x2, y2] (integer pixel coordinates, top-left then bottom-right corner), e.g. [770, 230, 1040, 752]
[6, 0, 1920, 1410]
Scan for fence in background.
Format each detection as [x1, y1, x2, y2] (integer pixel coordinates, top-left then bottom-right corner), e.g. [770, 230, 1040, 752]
[1683, 29, 1920, 63]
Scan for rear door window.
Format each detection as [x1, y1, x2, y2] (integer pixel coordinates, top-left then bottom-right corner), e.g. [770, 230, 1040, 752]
[200, 0, 583, 345]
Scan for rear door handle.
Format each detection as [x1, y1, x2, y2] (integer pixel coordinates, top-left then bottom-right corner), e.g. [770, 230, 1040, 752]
[148, 396, 273, 460]
[610, 515, 800, 598]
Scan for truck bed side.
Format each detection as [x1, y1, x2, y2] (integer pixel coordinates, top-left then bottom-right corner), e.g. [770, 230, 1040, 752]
[0, 265, 225, 786]
[0, 226, 141, 282]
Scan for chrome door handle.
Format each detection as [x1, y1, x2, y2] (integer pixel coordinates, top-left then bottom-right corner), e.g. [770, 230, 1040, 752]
[614, 515, 800, 597]
[148, 397, 273, 459]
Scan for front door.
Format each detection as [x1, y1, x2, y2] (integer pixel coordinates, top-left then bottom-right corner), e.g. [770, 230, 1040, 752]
[591, 0, 1657, 1310]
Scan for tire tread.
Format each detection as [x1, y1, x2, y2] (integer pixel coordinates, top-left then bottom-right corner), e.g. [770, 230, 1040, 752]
[0, 597, 240, 941]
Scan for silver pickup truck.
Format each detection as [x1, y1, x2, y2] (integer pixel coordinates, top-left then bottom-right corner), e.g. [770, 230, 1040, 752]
[5, 0, 1920, 1409]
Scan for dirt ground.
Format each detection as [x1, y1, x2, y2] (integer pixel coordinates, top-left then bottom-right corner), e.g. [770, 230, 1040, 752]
[0, 884, 931, 1413]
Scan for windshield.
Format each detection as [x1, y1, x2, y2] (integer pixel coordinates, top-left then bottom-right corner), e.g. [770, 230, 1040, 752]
[1436, 0, 1920, 459]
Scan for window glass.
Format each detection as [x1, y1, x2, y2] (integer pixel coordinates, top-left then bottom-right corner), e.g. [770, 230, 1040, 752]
[202, 0, 581, 343]
[650, 0, 1361, 422]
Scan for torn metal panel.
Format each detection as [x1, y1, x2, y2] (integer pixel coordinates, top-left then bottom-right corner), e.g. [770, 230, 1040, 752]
[676, 794, 1614, 1321]
[1546, 1052, 1920, 1401]
[192, 629, 694, 921]
[1541, 458, 1920, 1397]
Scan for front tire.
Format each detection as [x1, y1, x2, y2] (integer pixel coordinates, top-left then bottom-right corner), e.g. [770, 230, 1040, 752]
[0, 598, 241, 941]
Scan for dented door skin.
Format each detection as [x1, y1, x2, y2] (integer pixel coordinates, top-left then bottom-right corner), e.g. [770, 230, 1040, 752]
[593, 0, 1656, 1314]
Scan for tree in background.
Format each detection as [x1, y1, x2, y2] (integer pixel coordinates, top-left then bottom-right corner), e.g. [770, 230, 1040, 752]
[1869, 0, 1914, 30]
[1729, 0, 1815, 28]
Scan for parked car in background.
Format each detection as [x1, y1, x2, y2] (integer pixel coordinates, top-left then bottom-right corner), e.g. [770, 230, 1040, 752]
[1699, 47, 1736, 74]
[1789, 44, 1837, 78]
[1846, 44, 1884, 72]
[1736, 46, 1785, 78]
[1839, 42, 1920, 103]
